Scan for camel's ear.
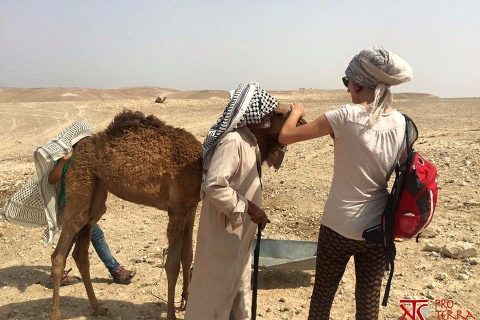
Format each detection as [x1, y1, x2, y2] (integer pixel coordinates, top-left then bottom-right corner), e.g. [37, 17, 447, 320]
[274, 103, 290, 115]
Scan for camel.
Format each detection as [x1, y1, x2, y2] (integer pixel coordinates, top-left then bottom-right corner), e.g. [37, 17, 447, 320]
[155, 96, 167, 103]
[49, 106, 305, 320]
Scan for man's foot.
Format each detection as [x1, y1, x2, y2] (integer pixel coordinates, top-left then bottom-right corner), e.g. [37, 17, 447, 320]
[110, 266, 136, 284]
[48, 268, 82, 287]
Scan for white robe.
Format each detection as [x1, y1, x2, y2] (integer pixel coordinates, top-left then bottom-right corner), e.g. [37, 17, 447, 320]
[185, 126, 262, 320]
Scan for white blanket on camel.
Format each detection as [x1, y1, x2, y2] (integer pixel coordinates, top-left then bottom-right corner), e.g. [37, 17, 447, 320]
[0, 121, 93, 245]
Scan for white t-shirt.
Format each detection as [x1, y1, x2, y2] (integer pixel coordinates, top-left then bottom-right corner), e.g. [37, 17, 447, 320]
[322, 104, 406, 240]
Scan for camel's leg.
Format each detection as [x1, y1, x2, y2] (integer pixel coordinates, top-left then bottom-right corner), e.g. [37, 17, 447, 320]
[72, 182, 108, 316]
[72, 225, 109, 316]
[50, 201, 90, 320]
[165, 207, 187, 320]
[179, 204, 197, 310]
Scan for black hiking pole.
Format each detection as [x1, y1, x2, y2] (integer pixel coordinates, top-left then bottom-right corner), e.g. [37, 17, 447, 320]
[252, 224, 262, 320]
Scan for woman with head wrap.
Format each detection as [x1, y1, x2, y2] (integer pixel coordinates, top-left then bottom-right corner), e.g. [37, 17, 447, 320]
[279, 47, 413, 319]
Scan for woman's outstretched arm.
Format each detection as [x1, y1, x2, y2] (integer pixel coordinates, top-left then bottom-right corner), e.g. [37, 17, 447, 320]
[279, 102, 333, 145]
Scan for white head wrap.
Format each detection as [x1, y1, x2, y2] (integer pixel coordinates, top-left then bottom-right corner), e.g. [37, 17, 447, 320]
[345, 46, 413, 125]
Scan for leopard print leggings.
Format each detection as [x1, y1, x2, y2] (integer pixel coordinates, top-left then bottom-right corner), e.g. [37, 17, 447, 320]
[308, 225, 385, 320]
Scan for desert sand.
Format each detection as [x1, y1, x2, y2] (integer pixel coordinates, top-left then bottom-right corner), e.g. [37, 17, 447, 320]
[0, 87, 479, 319]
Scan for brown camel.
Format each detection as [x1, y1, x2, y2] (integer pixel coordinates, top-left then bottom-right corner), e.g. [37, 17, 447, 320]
[50, 106, 304, 320]
[155, 96, 167, 103]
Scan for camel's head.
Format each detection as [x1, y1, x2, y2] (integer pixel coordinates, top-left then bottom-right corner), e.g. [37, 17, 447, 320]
[249, 103, 306, 170]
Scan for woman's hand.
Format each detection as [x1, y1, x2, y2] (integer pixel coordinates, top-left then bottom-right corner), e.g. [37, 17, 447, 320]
[279, 102, 307, 145]
[290, 102, 306, 118]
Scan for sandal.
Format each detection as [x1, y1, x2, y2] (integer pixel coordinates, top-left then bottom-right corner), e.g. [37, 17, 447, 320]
[48, 268, 82, 287]
[110, 266, 136, 284]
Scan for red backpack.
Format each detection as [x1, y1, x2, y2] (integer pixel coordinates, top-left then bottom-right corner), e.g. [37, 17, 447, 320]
[382, 114, 439, 306]
[392, 152, 438, 238]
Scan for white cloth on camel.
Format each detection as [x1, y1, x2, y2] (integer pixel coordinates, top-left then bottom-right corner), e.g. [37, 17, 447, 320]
[0, 121, 92, 245]
[345, 46, 413, 126]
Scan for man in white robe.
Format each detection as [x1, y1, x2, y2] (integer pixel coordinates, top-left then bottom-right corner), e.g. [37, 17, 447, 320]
[185, 82, 276, 320]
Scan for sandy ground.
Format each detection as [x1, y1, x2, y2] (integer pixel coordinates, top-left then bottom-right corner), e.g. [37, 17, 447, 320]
[0, 89, 479, 320]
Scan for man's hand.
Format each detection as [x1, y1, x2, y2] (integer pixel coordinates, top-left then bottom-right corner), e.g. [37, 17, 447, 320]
[247, 200, 269, 230]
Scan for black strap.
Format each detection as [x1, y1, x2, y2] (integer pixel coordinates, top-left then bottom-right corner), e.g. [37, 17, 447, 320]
[252, 225, 262, 320]
[382, 114, 412, 306]
[382, 248, 396, 306]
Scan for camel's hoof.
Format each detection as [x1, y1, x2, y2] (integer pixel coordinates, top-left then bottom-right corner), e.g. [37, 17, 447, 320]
[180, 298, 187, 311]
[50, 311, 60, 320]
[166, 310, 177, 320]
[93, 306, 110, 316]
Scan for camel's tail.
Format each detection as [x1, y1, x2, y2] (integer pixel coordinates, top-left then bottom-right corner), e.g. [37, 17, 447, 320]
[103, 109, 167, 139]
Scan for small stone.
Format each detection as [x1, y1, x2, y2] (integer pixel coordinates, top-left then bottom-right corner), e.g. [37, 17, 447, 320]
[279, 297, 286, 303]
[426, 283, 435, 289]
[419, 229, 438, 238]
[423, 242, 442, 253]
[435, 273, 448, 281]
[442, 242, 477, 259]
[266, 307, 271, 313]
[426, 293, 435, 300]
[457, 274, 469, 280]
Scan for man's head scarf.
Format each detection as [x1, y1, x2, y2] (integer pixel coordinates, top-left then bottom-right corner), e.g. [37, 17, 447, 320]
[201, 81, 278, 196]
[345, 46, 413, 125]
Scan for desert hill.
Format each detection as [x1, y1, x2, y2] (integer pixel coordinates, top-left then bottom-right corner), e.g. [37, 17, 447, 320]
[0, 86, 438, 103]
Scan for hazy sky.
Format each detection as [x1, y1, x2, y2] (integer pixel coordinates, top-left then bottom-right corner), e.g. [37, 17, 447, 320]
[1, 1, 479, 97]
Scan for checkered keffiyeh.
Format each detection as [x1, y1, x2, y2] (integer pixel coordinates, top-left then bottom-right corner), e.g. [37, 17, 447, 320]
[201, 81, 278, 196]
[0, 121, 92, 245]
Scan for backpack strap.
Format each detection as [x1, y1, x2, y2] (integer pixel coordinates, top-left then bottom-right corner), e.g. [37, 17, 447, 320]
[382, 113, 416, 306]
